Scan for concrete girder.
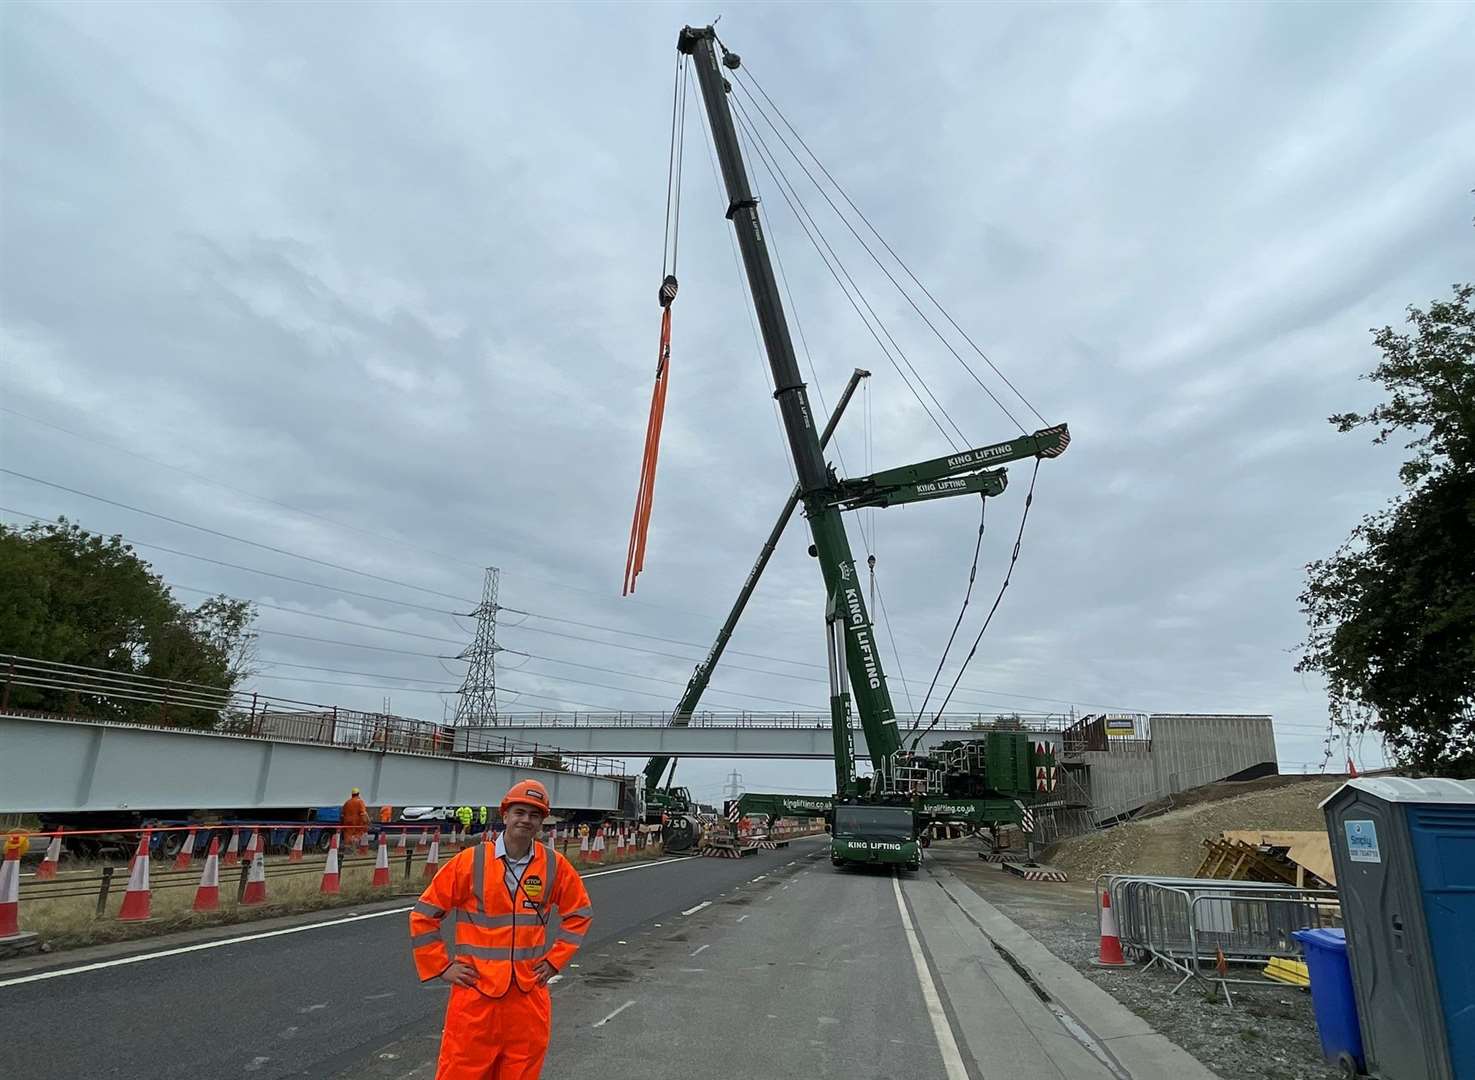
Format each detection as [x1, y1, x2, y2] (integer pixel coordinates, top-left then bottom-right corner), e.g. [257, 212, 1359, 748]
[0, 714, 622, 814]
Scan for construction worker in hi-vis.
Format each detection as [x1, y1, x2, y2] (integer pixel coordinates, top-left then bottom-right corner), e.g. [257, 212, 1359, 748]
[410, 779, 592, 1080]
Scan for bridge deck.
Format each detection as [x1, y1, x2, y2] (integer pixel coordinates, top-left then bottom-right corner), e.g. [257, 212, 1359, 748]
[0, 713, 622, 814]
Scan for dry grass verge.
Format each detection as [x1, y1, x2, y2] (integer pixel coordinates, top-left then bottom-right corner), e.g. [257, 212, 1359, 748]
[18, 839, 664, 952]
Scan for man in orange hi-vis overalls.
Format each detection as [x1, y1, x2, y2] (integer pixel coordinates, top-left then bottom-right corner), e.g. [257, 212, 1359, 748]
[410, 779, 592, 1080]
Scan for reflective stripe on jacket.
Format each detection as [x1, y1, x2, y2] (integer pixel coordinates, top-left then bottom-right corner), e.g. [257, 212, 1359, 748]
[409, 840, 592, 996]
[478, 806, 489, 825]
[456, 806, 473, 827]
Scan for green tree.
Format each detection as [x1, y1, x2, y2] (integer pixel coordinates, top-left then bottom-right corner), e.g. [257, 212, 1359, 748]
[1298, 283, 1475, 776]
[0, 518, 256, 728]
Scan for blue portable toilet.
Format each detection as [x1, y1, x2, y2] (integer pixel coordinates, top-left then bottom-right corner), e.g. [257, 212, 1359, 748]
[1322, 777, 1475, 1080]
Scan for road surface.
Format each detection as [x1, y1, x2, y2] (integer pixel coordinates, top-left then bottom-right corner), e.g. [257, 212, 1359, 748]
[0, 838, 1214, 1080]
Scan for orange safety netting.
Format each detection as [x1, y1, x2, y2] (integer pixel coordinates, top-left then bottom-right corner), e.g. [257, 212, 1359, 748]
[623, 298, 674, 596]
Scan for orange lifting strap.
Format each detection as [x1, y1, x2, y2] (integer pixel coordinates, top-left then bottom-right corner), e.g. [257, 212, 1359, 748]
[623, 276, 678, 596]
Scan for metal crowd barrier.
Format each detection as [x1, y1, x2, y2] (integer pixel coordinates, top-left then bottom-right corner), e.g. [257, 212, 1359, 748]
[1095, 874, 1341, 1003]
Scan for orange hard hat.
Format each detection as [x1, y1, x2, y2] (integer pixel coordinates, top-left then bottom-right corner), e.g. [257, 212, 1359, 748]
[500, 779, 551, 815]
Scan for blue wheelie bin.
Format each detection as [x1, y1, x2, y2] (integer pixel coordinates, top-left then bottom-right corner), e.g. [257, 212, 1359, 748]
[1294, 928, 1365, 1075]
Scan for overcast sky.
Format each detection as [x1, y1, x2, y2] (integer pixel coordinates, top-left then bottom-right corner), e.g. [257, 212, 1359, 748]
[3, 2, 1471, 804]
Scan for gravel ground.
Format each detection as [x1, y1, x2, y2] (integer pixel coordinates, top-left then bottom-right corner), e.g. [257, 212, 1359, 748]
[932, 846, 1342, 1080]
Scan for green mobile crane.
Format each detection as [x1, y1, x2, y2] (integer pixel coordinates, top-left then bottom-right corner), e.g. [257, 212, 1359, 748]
[661, 26, 1069, 867]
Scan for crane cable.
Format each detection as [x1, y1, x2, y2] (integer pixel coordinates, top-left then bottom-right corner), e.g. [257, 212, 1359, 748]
[910, 495, 988, 735]
[623, 56, 688, 596]
[911, 459, 1042, 750]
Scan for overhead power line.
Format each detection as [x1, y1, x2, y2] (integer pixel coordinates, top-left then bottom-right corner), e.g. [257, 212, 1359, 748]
[0, 469, 476, 606]
[0, 505, 459, 617]
[0, 404, 488, 572]
[0, 488, 1140, 714]
[0, 402, 726, 622]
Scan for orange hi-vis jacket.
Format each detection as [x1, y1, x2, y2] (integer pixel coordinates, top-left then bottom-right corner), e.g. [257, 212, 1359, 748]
[410, 840, 592, 995]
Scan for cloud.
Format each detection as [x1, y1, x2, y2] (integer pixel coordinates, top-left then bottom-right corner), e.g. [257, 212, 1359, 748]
[4, 1, 1471, 796]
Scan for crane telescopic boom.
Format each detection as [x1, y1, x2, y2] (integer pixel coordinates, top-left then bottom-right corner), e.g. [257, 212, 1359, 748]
[679, 25, 903, 774]
[641, 368, 870, 797]
[677, 25, 1069, 805]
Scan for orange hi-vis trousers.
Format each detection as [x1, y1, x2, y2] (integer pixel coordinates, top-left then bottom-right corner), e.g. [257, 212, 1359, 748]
[436, 982, 550, 1080]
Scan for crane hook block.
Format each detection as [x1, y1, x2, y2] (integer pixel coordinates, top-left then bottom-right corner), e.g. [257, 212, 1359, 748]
[659, 274, 679, 308]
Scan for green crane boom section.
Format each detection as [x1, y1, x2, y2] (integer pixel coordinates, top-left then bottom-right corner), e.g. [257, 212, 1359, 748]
[676, 26, 1069, 794]
[641, 368, 870, 796]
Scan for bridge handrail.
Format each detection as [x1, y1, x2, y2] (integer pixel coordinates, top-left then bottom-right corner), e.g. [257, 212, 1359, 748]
[487, 710, 1076, 732]
[0, 654, 624, 778]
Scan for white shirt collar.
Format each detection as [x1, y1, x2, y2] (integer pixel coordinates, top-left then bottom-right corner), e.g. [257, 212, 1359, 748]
[494, 832, 534, 863]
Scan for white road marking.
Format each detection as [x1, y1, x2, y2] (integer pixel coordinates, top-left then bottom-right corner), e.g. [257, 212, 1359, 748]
[750, 874, 767, 882]
[892, 876, 968, 1080]
[593, 999, 636, 1027]
[681, 900, 711, 916]
[736, 914, 749, 923]
[0, 852, 700, 990]
[583, 857, 695, 879]
[362, 992, 395, 1001]
[298, 1003, 328, 1013]
[690, 943, 710, 957]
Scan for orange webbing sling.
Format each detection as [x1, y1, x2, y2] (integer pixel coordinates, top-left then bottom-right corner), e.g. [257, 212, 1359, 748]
[623, 276, 678, 596]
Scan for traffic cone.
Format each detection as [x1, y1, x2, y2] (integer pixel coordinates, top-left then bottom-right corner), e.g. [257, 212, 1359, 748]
[223, 827, 241, 867]
[372, 835, 391, 888]
[243, 828, 259, 863]
[1093, 889, 1128, 967]
[422, 835, 440, 880]
[357, 830, 370, 856]
[415, 828, 428, 853]
[579, 830, 589, 861]
[0, 849, 20, 938]
[592, 829, 604, 862]
[320, 832, 341, 894]
[36, 829, 63, 880]
[193, 837, 221, 911]
[288, 829, 305, 863]
[242, 843, 268, 906]
[118, 832, 152, 921]
[1347, 757, 1359, 779]
[173, 827, 197, 871]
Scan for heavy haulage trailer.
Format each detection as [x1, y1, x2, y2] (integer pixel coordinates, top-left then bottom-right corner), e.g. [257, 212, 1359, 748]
[632, 26, 1070, 868]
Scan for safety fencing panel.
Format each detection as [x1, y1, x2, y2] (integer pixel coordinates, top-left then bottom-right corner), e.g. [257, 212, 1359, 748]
[1097, 874, 1341, 1003]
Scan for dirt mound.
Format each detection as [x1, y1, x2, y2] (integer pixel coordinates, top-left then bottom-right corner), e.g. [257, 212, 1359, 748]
[1044, 777, 1344, 883]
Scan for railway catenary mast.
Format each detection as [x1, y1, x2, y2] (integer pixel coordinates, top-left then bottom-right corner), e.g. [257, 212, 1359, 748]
[676, 25, 1070, 817]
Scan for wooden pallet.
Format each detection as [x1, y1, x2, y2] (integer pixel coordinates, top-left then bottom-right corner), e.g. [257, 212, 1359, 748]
[1194, 837, 1303, 886]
